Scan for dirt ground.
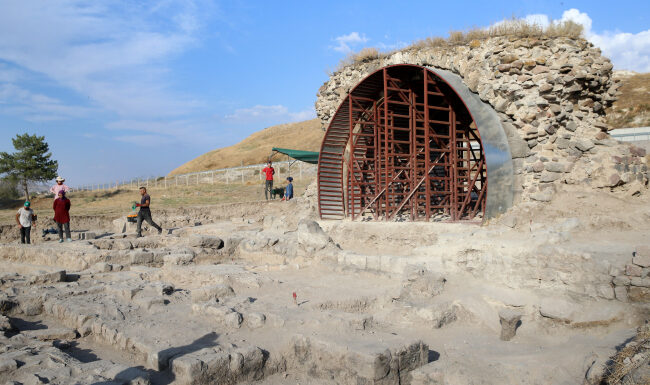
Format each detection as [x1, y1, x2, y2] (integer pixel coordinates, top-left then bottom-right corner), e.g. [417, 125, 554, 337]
[0, 181, 649, 384]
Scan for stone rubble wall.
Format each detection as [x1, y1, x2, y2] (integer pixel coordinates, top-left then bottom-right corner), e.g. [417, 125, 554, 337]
[315, 37, 648, 204]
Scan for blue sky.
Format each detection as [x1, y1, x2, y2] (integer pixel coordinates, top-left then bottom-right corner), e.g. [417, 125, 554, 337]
[1, 0, 648, 185]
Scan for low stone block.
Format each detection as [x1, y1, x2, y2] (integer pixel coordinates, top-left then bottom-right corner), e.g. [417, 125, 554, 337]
[530, 190, 553, 202]
[245, 312, 266, 329]
[401, 266, 445, 298]
[30, 270, 66, 284]
[415, 302, 459, 328]
[499, 308, 523, 341]
[77, 232, 97, 240]
[134, 296, 166, 310]
[0, 359, 18, 373]
[189, 235, 224, 249]
[626, 264, 643, 277]
[191, 285, 235, 303]
[612, 276, 631, 286]
[539, 298, 574, 323]
[628, 287, 650, 302]
[0, 315, 13, 332]
[633, 252, 650, 268]
[297, 219, 331, 250]
[130, 251, 154, 264]
[163, 254, 195, 266]
[91, 262, 112, 273]
[540, 171, 562, 183]
[630, 277, 650, 288]
[575, 139, 595, 152]
[23, 327, 77, 341]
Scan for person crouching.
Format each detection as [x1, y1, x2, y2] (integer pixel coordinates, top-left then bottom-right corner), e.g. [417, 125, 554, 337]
[53, 190, 71, 243]
[282, 176, 294, 201]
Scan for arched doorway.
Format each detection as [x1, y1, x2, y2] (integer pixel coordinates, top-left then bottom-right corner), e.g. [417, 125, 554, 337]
[317, 64, 513, 221]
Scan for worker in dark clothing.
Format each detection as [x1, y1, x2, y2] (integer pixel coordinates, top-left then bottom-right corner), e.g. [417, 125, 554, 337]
[136, 187, 163, 237]
[282, 176, 294, 201]
[53, 191, 72, 242]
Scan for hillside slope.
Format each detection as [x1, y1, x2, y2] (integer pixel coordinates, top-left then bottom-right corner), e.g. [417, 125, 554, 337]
[169, 118, 324, 176]
[607, 71, 650, 129]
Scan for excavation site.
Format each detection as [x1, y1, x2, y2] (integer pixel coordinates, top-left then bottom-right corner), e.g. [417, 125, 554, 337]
[1, 33, 649, 385]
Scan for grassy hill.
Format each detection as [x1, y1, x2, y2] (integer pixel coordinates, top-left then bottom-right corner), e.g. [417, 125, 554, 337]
[607, 71, 650, 129]
[169, 119, 324, 176]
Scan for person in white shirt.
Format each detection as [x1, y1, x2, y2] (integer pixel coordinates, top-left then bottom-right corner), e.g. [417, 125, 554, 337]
[16, 201, 36, 244]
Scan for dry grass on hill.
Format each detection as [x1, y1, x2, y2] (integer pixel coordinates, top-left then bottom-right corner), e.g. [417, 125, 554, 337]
[169, 119, 324, 176]
[607, 71, 650, 129]
[0, 179, 313, 224]
[337, 19, 584, 71]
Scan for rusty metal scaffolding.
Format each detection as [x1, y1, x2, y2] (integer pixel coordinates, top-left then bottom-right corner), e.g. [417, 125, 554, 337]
[318, 65, 487, 221]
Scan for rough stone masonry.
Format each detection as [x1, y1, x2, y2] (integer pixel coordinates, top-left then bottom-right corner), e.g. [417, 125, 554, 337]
[315, 37, 648, 204]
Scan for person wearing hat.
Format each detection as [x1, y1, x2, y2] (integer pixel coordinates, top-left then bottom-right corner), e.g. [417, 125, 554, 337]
[16, 201, 36, 244]
[282, 176, 294, 201]
[53, 190, 72, 243]
[50, 176, 70, 199]
[261, 161, 275, 200]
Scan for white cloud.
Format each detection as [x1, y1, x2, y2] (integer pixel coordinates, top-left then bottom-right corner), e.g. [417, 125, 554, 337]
[114, 134, 176, 146]
[559, 9, 650, 72]
[0, 0, 209, 120]
[331, 32, 369, 53]
[0, 83, 97, 121]
[225, 105, 315, 123]
[523, 14, 550, 28]
[559, 9, 592, 33]
[106, 118, 220, 146]
[514, 8, 650, 72]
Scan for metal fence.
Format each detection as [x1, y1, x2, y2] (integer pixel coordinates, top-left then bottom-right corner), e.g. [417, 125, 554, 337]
[610, 126, 650, 142]
[73, 161, 318, 192]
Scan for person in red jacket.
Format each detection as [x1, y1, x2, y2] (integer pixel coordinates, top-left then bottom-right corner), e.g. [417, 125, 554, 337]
[261, 161, 275, 200]
[53, 190, 72, 243]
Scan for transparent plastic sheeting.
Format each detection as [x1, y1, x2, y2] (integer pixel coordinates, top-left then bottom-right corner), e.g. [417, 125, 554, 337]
[431, 67, 514, 219]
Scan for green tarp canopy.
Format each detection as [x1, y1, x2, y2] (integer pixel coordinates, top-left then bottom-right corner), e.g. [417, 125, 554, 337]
[271, 147, 319, 164]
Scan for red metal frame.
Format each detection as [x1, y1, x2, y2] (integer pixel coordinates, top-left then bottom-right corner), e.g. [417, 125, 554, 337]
[318, 65, 487, 221]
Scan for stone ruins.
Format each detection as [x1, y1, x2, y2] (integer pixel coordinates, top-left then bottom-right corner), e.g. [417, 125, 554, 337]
[0, 36, 649, 385]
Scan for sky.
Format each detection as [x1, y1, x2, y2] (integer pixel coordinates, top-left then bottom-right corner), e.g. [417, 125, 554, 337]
[0, 0, 648, 186]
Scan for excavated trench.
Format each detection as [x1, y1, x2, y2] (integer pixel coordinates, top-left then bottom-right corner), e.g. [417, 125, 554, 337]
[1, 209, 646, 384]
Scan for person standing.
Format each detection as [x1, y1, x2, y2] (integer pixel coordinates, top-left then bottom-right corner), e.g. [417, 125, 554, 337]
[16, 201, 36, 244]
[136, 187, 163, 237]
[53, 190, 71, 243]
[261, 161, 275, 200]
[50, 176, 70, 199]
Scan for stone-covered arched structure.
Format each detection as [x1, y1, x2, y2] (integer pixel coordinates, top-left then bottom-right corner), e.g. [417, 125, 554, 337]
[316, 37, 648, 221]
[317, 64, 513, 221]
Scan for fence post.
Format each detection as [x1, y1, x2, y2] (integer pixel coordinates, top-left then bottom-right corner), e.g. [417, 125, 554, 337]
[186, 176, 189, 186]
[211, 171, 214, 185]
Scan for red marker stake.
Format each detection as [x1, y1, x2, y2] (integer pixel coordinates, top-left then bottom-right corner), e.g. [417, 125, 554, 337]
[292, 292, 297, 305]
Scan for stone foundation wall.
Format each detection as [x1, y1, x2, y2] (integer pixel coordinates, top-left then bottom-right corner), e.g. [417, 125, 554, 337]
[315, 37, 648, 204]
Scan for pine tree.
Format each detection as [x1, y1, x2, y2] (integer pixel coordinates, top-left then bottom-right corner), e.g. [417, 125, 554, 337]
[0, 134, 58, 200]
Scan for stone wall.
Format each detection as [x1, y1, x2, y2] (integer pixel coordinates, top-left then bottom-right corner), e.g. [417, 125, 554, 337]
[315, 37, 648, 204]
